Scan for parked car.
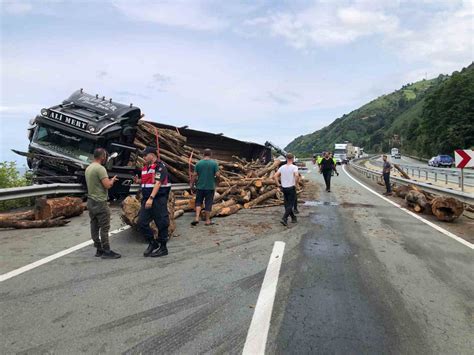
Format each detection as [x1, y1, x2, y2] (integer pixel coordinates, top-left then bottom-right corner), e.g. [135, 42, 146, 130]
[428, 155, 455, 168]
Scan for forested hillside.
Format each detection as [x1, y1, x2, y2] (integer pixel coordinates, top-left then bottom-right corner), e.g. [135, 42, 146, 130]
[286, 63, 474, 158]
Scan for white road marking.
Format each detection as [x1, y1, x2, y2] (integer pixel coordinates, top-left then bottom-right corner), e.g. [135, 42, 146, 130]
[0, 225, 131, 283]
[343, 165, 473, 250]
[243, 241, 286, 355]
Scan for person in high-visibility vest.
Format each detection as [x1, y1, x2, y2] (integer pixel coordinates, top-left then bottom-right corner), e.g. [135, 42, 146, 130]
[135, 146, 172, 258]
[317, 154, 323, 166]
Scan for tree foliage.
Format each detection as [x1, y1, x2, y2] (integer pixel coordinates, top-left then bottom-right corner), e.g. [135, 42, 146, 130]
[285, 63, 474, 158]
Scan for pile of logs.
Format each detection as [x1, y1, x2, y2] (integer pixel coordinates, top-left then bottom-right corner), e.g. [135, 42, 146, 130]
[0, 197, 85, 229]
[121, 120, 306, 236]
[130, 121, 281, 183]
[393, 185, 464, 222]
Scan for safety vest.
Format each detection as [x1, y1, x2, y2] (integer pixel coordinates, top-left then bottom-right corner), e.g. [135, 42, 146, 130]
[141, 162, 171, 189]
[141, 163, 158, 188]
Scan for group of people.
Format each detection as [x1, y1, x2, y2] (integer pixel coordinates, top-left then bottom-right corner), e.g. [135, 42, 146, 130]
[84, 146, 221, 260]
[84, 144, 395, 259]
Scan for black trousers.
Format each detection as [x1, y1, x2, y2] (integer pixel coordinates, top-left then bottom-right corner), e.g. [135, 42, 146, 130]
[138, 194, 170, 244]
[282, 186, 296, 220]
[383, 173, 391, 193]
[322, 170, 332, 191]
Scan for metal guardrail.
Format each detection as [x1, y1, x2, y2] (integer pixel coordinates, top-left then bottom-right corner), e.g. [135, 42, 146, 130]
[0, 183, 190, 202]
[348, 160, 474, 204]
[367, 156, 474, 190]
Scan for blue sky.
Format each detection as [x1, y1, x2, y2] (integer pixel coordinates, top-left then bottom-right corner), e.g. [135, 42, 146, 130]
[1, 0, 473, 165]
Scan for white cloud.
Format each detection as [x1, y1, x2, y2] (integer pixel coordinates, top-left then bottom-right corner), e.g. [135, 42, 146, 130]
[112, 0, 227, 31]
[245, 3, 400, 48]
[1, 1, 33, 15]
[387, 1, 473, 71]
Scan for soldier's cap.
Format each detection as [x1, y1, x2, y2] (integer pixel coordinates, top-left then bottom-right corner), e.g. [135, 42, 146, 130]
[141, 146, 158, 156]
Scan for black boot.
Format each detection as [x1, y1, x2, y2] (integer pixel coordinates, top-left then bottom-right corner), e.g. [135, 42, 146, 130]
[144, 241, 159, 257]
[95, 248, 104, 257]
[101, 249, 121, 259]
[151, 242, 168, 257]
[291, 216, 298, 223]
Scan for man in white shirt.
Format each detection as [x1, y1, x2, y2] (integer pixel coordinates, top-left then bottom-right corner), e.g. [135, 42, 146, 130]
[274, 153, 299, 226]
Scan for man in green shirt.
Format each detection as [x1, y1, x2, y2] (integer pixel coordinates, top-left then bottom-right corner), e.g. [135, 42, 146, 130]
[85, 148, 120, 259]
[191, 149, 219, 226]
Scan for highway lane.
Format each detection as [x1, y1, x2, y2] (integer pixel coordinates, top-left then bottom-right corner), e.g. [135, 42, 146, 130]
[1, 164, 473, 354]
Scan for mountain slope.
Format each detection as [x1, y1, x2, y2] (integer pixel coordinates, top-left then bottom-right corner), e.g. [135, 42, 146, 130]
[286, 63, 474, 158]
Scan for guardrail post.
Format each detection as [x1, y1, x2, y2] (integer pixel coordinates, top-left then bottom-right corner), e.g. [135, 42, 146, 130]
[435, 172, 437, 182]
[425, 171, 428, 180]
[418, 169, 421, 178]
[412, 168, 415, 176]
[461, 169, 464, 192]
[445, 174, 448, 184]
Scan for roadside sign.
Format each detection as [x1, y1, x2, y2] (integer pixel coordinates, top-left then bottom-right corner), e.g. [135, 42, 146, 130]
[455, 149, 474, 169]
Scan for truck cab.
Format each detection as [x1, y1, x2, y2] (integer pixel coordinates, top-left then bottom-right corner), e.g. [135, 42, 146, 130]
[26, 89, 141, 198]
[333, 143, 348, 164]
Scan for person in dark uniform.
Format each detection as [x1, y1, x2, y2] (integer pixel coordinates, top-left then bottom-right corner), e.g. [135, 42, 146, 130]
[320, 151, 338, 192]
[135, 146, 172, 257]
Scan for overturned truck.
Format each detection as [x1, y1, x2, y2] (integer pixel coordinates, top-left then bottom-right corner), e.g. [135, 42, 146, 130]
[19, 89, 271, 198]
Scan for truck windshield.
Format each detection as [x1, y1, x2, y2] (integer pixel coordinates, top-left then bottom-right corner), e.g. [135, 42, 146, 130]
[334, 149, 346, 154]
[33, 125, 96, 163]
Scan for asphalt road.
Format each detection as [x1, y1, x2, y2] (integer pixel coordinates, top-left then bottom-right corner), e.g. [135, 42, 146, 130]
[1, 164, 473, 354]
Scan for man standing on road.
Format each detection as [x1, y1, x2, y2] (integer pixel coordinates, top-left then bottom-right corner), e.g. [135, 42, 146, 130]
[320, 151, 338, 192]
[191, 149, 219, 226]
[136, 146, 172, 257]
[382, 154, 393, 196]
[85, 148, 121, 259]
[274, 153, 299, 226]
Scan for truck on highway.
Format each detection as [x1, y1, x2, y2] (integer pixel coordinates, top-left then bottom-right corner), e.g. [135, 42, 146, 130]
[18, 89, 271, 198]
[333, 143, 348, 164]
[391, 148, 401, 159]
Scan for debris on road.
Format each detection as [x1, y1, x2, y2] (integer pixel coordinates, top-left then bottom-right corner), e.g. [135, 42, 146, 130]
[0, 196, 85, 229]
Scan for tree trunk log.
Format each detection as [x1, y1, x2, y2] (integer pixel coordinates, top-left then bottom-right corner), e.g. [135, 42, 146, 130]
[0, 217, 70, 229]
[405, 190, 429, 213]
[0, 210, 35, 222]
[35, 197, 84, 220]
[217, 204, 242, 216]
[244, 189, 278, 209]
[431, 197, 464, 222]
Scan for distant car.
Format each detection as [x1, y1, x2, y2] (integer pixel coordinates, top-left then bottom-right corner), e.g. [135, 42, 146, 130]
[428, 155, 454, 168]
[394, 153, 401, 159]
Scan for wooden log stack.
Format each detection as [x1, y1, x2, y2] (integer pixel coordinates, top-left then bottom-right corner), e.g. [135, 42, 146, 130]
[121, 119, 305, 223]
[119, 119, 308, 234]
[0, 197, 85, 229]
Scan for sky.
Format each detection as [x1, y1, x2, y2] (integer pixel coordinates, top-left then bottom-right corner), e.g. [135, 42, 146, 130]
[1, 0, 473, 165]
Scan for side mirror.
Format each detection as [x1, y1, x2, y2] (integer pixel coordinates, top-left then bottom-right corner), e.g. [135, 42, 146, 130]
[106, 152, 119, 169]
[108, 152, 119, 161]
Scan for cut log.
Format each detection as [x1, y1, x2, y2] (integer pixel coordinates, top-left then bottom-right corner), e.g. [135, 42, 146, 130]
[0, 210, 35, 222]
[121, 192, 177, 237]
[256, 159, 281, 177]
[393, 164, 411, 179]
[208, 199, 236, 218]
[174, 209, 184, 219]
[244, 189, 278, 209]
[431, 197, 464, 222]
[405, 190, 429, 213]
[394, 185, 410, 198]
[35, 197, 85, 220]
[0, 217, 70, 229]
[217, 204, 242, 216]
